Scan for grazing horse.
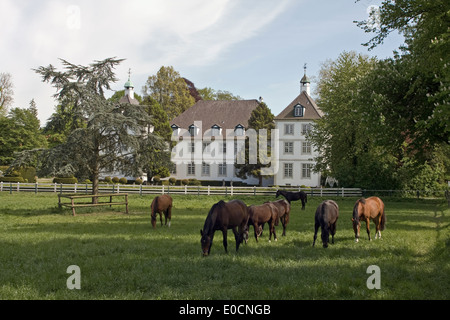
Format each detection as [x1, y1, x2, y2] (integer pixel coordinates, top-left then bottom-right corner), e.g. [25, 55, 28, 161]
[200, 200, 248, 256]
[352, 197, 386, 242]
[246, 203, 278, 242]
[266, 199, 291, 236]
[276, 190, 307, 210]
[313, 200, 339, 248]
[151, 195, 173, 228]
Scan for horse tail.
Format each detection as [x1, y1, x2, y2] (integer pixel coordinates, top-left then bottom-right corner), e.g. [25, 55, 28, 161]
[380, 206, 386, 231]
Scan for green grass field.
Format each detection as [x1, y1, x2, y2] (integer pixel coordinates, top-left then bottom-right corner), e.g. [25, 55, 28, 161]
[0, 192, 448, 300]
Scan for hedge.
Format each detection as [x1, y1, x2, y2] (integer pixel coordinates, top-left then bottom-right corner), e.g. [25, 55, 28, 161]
[53, 177, 78, 184]
[0, 177, 25, 183]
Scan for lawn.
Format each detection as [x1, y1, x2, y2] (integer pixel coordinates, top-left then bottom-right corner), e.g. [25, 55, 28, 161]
[0, 192, 448, 300]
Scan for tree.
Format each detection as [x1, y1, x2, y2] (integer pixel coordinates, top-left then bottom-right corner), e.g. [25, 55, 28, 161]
[11, 58, 170, 202]
[354, 0, 450, 188]
[235, 101, 275, 186]
[0, 101, 47, 165]
[142, 66, 195, 120]
[308, 51, 398, 188]
[0, 72, 14, 116]
[198, 87, 243, 101]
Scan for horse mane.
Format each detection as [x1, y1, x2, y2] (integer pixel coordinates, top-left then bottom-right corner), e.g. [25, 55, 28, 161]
[353, 198, 366, 222]
[203, 200, 225, 234]
[151, 196, 159, 219]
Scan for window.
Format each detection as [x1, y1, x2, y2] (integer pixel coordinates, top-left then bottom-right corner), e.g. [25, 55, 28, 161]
[302, 141, 312, 155]
[220, 142, 227, 154]
[284, 142, 294, 154]
[284, 124, 294, 135]
[171, 124, 179, 136]
[294, 104, 305, 117]
[302, 163, 313, 179]
[302, 123, 312, 135]
[218, 163, 227, 176]
[189, 142, 195, 153]
[235, 124, 245, 136]
[189, 125, 197, 136]
[284, 163, 293, 179]
[202, 162, 210, 176]
[187, 162, 196, 175]
[211, 125, 221, 136]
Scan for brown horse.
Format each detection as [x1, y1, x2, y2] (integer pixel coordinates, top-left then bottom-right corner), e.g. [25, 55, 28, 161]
[266, 199, 291, 236]
[151, 195, 173, 228]
[246, 203, 278, 242]
[200, 200, 248, 256]
[352, 197, 386, 242]
[313, 200, 339, 248]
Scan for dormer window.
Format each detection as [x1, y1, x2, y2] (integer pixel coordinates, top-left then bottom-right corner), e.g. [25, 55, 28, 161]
[171, 124, 179, 136]
[294, 104, 306, 117]
[235, 124, 245, 136]
[211, 124, 221, 136]
[189, 124, 198, 136]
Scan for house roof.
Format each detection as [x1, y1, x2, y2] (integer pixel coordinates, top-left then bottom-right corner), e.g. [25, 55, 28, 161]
[171, 99, 260, 135]
[119, 94, 140, 106]
[275, 91, 323, 121]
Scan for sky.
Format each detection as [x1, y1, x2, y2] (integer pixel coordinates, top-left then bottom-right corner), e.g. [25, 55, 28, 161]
[0, 0, 405, 125]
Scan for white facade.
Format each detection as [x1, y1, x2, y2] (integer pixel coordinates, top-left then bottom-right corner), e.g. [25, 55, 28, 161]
[274, 120, 321, 187]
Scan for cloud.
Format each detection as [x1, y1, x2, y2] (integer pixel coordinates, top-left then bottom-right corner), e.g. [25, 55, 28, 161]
[0, 0, 293, 123]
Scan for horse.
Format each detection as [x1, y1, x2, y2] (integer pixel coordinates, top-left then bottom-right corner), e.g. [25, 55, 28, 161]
[313, 200, 339, 248]
[276, 190, 307, 210]
[352, 197, 386, 242]
[245, 203, 278, 243]
[266, 199, 291, 236]
[200, 200, 248, 256]
[151, 195, 173, 228]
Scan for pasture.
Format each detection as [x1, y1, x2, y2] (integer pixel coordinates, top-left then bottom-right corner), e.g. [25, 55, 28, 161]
[0, 193, 448, 300]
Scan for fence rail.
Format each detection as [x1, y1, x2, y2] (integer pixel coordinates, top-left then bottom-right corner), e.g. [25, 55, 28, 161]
[1, 181, 447, 198]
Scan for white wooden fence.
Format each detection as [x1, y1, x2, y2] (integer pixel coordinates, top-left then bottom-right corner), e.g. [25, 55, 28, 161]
[0, 181, 363, 197]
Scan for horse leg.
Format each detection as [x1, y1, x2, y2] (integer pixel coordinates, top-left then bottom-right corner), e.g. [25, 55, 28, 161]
[313, 221, 319, 247]
[301, 199, 306, 210]
[254, 223, 259, 242]
[330, 222, 337, 244]
[375, 216, 381, 239]
[281, 216, 287, 237]
[365, 218, 371, 241]
[232, 227, 241, 252]
[222, 228, 228, 253]
[159, 212, 163, 226]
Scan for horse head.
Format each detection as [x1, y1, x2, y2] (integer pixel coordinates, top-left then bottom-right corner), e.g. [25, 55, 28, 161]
[200, 230, 213, 257]
[275, 190, 281, 198]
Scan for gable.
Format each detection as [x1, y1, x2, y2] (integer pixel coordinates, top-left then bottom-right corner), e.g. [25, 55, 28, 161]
[275, 91, 323, 121]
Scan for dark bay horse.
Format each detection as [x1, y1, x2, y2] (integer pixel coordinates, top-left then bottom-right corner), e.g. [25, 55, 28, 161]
[200, 200, 248, 256]
[276, 190, 307, 210]
[266, 199, 291, 236]
[246, 203, 278, 242]
[313, 200, 339, 248]
[352, 197, 386, 242]
[151, 195, 173, 228]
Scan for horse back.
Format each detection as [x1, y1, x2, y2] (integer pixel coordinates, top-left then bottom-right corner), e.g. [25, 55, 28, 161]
[216, 200, 248, 229]
[153, 194, 172, 211]
[316, 200, 339, 224]
[248, 203, 277, 224]
[366, 197, 384, 217]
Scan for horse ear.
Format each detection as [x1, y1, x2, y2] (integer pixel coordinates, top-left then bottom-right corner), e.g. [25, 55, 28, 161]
[200, 230, 203, 236]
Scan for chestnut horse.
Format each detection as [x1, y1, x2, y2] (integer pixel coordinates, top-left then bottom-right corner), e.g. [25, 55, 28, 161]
[200, 200, 248, 256]
[151, 195, 173, 228]
[352, 197, 386, 242]
[266, 199, 291, 236]
[313, 200, 339, 248]
[246, 203, 278, 242]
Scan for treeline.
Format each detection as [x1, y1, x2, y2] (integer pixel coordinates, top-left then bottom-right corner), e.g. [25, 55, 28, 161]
[309, 0, 449, 190]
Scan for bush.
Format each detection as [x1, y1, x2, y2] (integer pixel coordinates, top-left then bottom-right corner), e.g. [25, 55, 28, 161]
[105, 176, 112, 183]
[153, 176, 161, 185]
[135, 178, 143, 185]
[188, 178, 201, 186]
[181, 179, 189, 186]
[0, 176, 25, 183]
[112, 177, 120, 184]
[53, 177, 78, 184]
[119, 177, 128, 185]
[169, 177, 177, 185]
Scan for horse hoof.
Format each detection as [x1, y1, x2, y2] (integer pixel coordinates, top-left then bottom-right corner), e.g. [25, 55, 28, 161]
[355, 239, 359, 243]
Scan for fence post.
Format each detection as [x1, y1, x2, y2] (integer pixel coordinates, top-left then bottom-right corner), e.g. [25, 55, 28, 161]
[342, 187, 344, 197]
[10, 182, 12, 194]
[208, 185, 210, 196]
[35, 182, 38, 194]
[162, 185, 165, 195]
[231, 185, 233, 196]
[54, 183, 57, 193]
[140, 184, 143, 197]
[17, 182, 20, 192]
[74, 183, 77, 194]
[254, 186, 256, 196]
[0, 181, 2, 192]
